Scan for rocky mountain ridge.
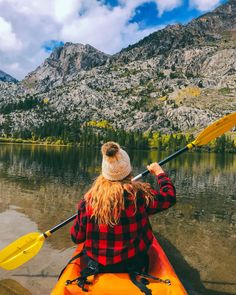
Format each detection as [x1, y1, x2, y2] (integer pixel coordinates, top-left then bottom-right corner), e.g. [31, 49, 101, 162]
[0, 0, 235, 138]
[0, 70, 17, 83]
[23, 43, 109, 91]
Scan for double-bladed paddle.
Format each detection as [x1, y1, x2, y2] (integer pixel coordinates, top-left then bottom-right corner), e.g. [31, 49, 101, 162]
[0, 112, 235, 270]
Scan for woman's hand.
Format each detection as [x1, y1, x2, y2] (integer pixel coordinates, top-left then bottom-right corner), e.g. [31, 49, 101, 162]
[147, 162, 164, 176]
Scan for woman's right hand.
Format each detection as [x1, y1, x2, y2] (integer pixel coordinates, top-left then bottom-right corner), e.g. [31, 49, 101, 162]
[147, 162, 164, 176]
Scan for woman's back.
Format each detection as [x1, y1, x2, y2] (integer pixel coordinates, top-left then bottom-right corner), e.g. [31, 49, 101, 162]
[71, 171, 176, 266]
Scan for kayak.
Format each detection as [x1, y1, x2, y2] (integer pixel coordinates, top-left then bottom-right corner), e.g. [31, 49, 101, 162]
[51, 238, 187, 295]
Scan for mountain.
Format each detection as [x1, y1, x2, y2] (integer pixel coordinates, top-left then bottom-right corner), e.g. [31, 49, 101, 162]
[0, 0, 235, 139]
[117, 0, 236, 62]
[0, 70, 17, 83]
[23, 43, 109, 91]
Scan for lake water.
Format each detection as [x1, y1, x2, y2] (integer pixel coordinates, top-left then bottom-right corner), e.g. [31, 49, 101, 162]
[0, 144, 235, 295]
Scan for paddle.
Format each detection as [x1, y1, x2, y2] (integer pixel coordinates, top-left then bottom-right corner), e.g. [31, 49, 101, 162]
[0, 112, 235, 270]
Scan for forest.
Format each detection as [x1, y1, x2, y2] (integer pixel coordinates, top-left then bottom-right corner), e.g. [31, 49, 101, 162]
[0, 119, 235, 153]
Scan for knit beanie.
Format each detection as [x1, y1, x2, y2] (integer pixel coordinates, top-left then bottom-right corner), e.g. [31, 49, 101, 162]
[101, 142, 132, 181]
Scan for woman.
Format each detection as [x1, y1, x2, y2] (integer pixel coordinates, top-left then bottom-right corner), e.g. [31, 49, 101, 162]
[70, 141, 176, 273]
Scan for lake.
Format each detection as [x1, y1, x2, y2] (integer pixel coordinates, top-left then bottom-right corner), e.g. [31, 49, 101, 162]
[0, 144, 235, 295]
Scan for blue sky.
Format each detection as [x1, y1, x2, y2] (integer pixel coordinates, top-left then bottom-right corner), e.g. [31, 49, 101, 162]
[125, 0, 227, 29]
[130, 1, 203, 29]
[0, 0, 228, 79]
[42, 40, 65, 53]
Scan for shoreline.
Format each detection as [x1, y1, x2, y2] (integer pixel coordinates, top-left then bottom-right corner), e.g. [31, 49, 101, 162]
[0, 136, 235, 153]
[0, 137, 73, 147]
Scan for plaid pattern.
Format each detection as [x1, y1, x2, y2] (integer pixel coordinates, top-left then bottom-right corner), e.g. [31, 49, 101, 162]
[70, 172, 176, 266]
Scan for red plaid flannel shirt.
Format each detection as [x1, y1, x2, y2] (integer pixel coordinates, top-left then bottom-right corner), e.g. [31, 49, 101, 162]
[70, 173, 176, 266]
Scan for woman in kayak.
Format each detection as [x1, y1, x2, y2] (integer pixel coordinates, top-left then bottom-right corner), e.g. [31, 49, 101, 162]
[70, 141, 176, 273]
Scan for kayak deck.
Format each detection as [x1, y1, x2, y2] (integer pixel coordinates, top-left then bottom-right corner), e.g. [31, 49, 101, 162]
[51, 238, 187, 294]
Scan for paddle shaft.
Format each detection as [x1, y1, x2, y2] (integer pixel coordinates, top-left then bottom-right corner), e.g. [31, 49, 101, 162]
[46, 213, 77, 236]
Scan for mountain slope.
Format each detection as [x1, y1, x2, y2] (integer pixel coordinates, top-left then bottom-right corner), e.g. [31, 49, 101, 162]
[116, 0, 236, 61]
[0, 1, 235, 138]
[23, 43, 110, 90]
[0, 70, 17, 83]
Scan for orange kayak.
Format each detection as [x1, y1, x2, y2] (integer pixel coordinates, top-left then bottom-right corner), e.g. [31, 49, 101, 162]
[51, 238, 187, 295]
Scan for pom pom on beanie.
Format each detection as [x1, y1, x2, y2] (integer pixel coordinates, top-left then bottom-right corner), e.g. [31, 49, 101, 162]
[101, 142, 132, 181]
[101, 142, 120, 157]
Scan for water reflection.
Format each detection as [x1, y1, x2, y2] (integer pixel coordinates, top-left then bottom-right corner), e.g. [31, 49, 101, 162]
[0, 279, 32, 295]
[0, 144, 100, 188]
[0, 144, 235, 294]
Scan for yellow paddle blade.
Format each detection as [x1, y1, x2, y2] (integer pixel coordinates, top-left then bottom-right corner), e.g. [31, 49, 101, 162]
[193, 112, 236, 147]
[0, 232, 45, 270]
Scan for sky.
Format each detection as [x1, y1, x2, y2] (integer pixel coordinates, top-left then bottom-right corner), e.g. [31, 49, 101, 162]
[0, 0, 227, 80]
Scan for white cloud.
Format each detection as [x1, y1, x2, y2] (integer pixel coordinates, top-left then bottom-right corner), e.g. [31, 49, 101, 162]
[189, 0, 221, 11]
[155, 0, 183, 16]
[0, 0, 165, 79]
[53, 0, 83, 23]
[59, 1, 158, 53]
[55, 0, 167, 54]
[0, 0, 219, 80]
[0, 17, 22, 51]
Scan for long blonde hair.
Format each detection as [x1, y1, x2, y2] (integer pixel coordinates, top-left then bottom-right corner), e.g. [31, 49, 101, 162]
[85, 174, 154, 226]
